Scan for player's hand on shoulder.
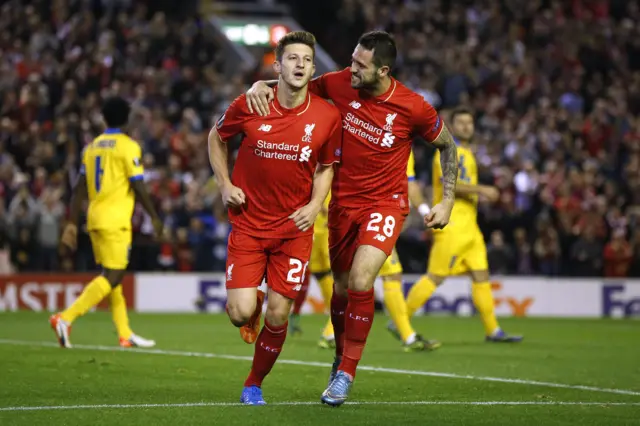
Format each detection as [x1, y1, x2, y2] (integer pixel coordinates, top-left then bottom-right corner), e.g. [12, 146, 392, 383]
[424, 199, 453, 230]
[60, 223, 78, 252]
[289, 202, 321, 232]
[221, 184, 246, 208]
[480, 185, 500, 203]
[246, 81, 274, 117]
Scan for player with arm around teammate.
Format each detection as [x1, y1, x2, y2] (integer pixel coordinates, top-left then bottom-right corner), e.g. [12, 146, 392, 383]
[50, 96, 163, 349]
[208, 31, 342, 406]
[246, 31, 458, 406]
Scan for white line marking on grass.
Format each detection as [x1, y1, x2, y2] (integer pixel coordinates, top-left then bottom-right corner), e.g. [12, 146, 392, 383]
[1, 339, 639, 397]
[1, 401, 640, 412]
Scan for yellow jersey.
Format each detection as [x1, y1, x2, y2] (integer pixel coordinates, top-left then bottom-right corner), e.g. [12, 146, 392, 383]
[314, 150, 417, 235]
[432, 143, 477, 229]
[81, 128, 144, 231]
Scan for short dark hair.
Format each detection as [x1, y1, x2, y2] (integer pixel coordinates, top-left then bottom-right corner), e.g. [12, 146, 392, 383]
[450, 107, 474, 123]
[101, 96, 131, 128]
[274, 31, 316, 61]
[357, 31, 397, 69]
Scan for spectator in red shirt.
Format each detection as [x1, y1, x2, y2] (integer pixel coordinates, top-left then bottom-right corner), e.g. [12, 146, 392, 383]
[603, 228, 633, 278]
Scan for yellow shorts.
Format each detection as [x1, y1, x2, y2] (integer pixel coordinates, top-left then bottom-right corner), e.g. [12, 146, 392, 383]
[427, 227, 488, 276]
[310, 232, 331, 274]
[89, 228, 132, 270]
[379, 247, 403, 277]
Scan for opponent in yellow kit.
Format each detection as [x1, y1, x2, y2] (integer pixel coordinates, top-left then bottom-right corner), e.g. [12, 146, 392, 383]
[405, 108, 522, 342]
[50, 96, 163, 349]
[313, 151, 440, 352]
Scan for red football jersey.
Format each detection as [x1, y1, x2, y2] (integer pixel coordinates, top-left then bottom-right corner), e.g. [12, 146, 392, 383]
[216, 91, 342, 238]
[309, 68, 443, 210]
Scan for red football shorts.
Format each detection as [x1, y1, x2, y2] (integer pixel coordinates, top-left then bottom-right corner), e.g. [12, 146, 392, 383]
[225, 230, 313, 300]
[328, 203, 407, 274]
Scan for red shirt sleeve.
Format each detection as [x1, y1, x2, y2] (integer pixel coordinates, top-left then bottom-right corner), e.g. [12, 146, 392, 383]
[308, 68, 350, 100]
[412, 97, 444, 143]
[215, 95, 249, 142]
[318, 110, 342, 165]
[308, 75, 329, 99]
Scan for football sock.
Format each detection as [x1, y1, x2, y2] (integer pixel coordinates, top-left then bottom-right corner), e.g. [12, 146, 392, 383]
[406, 275, 437, 316]
[472, 281, 500, 335]
[339, 289, 375, 378]
[383, 279, 415, 343]
[322, 318, 335, 340]
[318, 274, 335, 339]
[244, 319, 288, 387]
[109, 285, 133, 340]
[60, 276, 112, 323]
[330, 289, 348, 356]
[317, 274, 334, 309]
[291, 274, 309, 315]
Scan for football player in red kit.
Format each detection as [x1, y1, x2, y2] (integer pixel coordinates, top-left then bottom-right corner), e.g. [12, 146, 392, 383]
[208, 31, 341, 405]
[246, 31, 458, 407]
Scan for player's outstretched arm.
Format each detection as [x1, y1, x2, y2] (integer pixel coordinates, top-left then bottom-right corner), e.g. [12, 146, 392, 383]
[289, 164, 334, 232]
[425, 125, 457, 229]
[455, 182, 500, 203]
[208, 127, 245, 208]
[131, 180, 163, 238]
[60, 173, 88, 252]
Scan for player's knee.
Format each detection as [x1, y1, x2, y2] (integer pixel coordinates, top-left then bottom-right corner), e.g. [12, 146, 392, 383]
[314, 271, 331, 281]
[102, 269, 125, 288]
[226, 303, 254, 327]
[265, 305, 289, 328]
[348, 271, 375, 292]
[333, 273, 349, 296]
[427, 273, 445, 287]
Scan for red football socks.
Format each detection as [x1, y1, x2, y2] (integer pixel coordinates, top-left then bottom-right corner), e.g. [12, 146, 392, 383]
[244, 319, 288, 387]
[291, 273, 310, 315]
[339, 289, 375, 378]
[330, 290, 349, 357]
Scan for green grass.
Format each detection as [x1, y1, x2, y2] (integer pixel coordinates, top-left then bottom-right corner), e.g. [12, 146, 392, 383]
[0, 313, 639, 425]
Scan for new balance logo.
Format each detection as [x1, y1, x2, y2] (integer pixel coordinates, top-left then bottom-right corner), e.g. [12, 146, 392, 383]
[258, 124, 272, 132]
[226, 264, 234, 281]
[299, 146, 312, 162]
[374, 234, 386, 242]
[381, 132, 395, 148]
[293, 284, 302, 291]
[349, 101, 361, 109]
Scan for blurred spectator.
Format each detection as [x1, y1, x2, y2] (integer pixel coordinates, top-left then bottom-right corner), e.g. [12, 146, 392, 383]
[569, 226, 603, 276]
[603, 228, 633, 278]
[487, 230, 514, 275]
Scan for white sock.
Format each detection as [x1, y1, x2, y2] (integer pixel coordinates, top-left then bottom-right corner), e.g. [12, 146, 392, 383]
[405, 333, 417, 345]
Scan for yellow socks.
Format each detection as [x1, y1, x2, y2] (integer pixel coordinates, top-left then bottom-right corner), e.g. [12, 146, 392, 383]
[109, 285, 133, 340]
[317, 273, 335, 339]
[383, 279, 415, 343]
[322, 318, 334, 340]
[472, 282, 499, 335]
[61, 276, 112, 323]
[406, 275, 437, 316]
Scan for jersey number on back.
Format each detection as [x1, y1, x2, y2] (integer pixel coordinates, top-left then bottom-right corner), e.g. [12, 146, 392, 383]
[95, 156, 105, 192]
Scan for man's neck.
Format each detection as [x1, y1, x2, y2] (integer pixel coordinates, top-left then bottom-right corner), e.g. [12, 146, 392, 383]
[365, 76, 392, 97]
[276, 79, 308, 109]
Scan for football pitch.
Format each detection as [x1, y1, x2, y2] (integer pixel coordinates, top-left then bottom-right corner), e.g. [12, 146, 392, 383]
[0, 313, 639, 425]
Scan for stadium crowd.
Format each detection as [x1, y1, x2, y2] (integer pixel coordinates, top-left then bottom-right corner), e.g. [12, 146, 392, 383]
[0, 0, 639, 278]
